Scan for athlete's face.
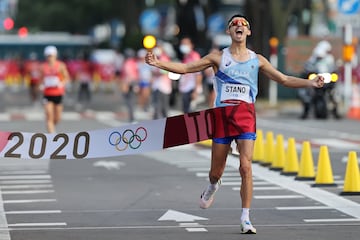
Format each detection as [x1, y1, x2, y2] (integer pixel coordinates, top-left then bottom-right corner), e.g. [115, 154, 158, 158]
[46, 54, 57, 62]
[227, 17, 251, 41]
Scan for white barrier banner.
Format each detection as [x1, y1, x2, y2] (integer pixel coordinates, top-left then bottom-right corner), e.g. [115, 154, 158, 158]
[0, 105, 253, 160]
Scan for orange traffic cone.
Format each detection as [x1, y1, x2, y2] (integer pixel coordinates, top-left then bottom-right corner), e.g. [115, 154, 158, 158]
[347, 84, 360, 120]
[281, 137, 299, 176]
[197, 139, 212, 148]
[340, 151, 360, 195]
[270, 134, 286, 171]
[312, 146, 337, 187]
[253, 129, 264, 163]
[262, 131, 274, 166]
[295, 141, 315, 180]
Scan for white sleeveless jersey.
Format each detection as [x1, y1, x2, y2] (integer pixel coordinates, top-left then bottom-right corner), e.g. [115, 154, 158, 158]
[214, 47, 259, 107]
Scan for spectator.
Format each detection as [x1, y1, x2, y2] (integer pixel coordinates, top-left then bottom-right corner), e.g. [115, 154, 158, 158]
[151, 45, 172, 119]
[24, 52, 42, 105]
[137, 48, 153, 112]
[178, 37, 203, 113]
[76, 54, 93, 110]
[120, 48, 139, 122]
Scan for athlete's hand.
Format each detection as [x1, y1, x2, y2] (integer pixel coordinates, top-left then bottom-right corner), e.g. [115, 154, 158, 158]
[145, 51, 159, 67]
[312, 75, 325, 88]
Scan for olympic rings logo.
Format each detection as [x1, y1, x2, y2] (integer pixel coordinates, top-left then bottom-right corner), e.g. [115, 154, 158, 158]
[108, 127, 148, 151]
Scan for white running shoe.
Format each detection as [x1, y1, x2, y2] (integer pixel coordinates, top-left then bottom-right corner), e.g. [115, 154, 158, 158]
[241, 220, 257, 234]
[199, 179, 221, 209]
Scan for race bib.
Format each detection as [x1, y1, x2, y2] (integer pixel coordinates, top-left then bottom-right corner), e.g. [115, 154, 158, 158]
[44, 76, 60, 88]
[220, 83, 252, 103]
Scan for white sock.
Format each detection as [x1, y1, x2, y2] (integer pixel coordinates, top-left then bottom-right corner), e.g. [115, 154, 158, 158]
[209, 182, 218, 190]
[241, 208, 250, 222]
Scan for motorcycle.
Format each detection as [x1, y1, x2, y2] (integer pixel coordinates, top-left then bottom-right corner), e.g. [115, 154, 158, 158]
[304, 72, 340, 119]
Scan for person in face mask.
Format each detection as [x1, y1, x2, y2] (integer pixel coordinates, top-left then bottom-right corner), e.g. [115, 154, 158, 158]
[178, 37, 203, 113]
[151, 44, 172, 119]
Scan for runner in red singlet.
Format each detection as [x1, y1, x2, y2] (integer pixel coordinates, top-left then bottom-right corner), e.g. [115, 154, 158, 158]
[41, 46, 70, 133]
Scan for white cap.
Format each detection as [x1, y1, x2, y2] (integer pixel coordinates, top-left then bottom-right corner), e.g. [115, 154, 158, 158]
[44, 45, 58, 56]
[313, 47, 327, 58]
[317, 40, 331, 52]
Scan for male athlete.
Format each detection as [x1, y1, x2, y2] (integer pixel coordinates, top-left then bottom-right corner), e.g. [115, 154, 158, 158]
[145, 14, 324, 234]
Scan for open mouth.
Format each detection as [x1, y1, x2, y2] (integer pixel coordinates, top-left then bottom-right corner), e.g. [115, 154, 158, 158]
[235, 29, 243, 35]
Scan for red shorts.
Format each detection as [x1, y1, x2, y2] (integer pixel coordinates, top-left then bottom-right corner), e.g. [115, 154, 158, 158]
[213, 102, 256, 143]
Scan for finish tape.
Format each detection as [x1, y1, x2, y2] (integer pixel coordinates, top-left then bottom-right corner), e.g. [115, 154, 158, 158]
[0, 104, 255, 160]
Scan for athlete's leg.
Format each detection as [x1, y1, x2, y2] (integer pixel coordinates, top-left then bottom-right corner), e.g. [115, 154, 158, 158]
[209, 141, 231, 184]
[54, 103, 63, 127]
[237, 138, 257, 233]
[44, 101, 55, 133]
[237, 139, 254, 208]
[199, 140, 230, 209]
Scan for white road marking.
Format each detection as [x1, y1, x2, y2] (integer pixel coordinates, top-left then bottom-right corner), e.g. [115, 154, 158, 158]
[253, 181, 275, 185]
[0, 154, 57, 235]
[0, 175, 51, 180]
[254, 195, 305, 199]
[179, 222, 202, 227]
[174, 160, 209, 164]
[158, 210, 208, 222]
[0, 180, 52, 184]
[186, 227, 208, 232]
[221, 182, 240, 186]
[8, 222, 67, 227]
[0, 170, 48, 175]
[225, 155, 360, 219]
[62, 112, 82, 120]
[276, 206, 332, 210]
[258, 119, 360, 142]
[93, 161, 125, 170]
[233, 186, 282, 191]
[341, 155, 360, 163]
[0, 114, 10, 121]
[3, 199, 57, 204]
[219, 177, 241, 181]
[187, 167, 214, 172]
[0, 184, 53, 189]
[304, 218, 360, 223]
[5, 222, 360, 231]
[5, 210, 61, 214]
[253, 186, 283, 190]
[179, 222, 208, 232]
[311, 138, 360, 149]
[0, 182, 10, 239]
[196, 172, 239, 177]
[1, 190, 54, 194]
[230, 182, 274, 189]
[159, 210, 208, 232]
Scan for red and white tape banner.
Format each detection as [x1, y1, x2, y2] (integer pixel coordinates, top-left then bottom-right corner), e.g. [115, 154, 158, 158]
[0, 105, 254, 160]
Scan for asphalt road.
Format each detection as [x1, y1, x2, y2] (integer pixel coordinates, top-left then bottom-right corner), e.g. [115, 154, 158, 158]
[0, 86, 359, 240]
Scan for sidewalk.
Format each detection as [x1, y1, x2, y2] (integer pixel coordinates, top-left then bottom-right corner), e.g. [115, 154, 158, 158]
[255, 99, 302, 117]
[0, 85, 354, 122]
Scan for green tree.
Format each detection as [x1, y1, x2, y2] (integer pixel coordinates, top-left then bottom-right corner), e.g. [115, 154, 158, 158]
[245, 0, 313, 97]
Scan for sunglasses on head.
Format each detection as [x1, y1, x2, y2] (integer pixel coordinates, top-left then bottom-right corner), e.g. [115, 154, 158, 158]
[228, 18, 250, 28]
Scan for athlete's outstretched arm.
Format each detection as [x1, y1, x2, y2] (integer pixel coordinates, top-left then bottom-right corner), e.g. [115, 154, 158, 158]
[258, 54, 324, 88]
[145, 51, 218, 74]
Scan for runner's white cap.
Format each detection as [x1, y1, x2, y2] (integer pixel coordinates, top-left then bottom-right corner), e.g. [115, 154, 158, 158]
[44, 45, 58, 56]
